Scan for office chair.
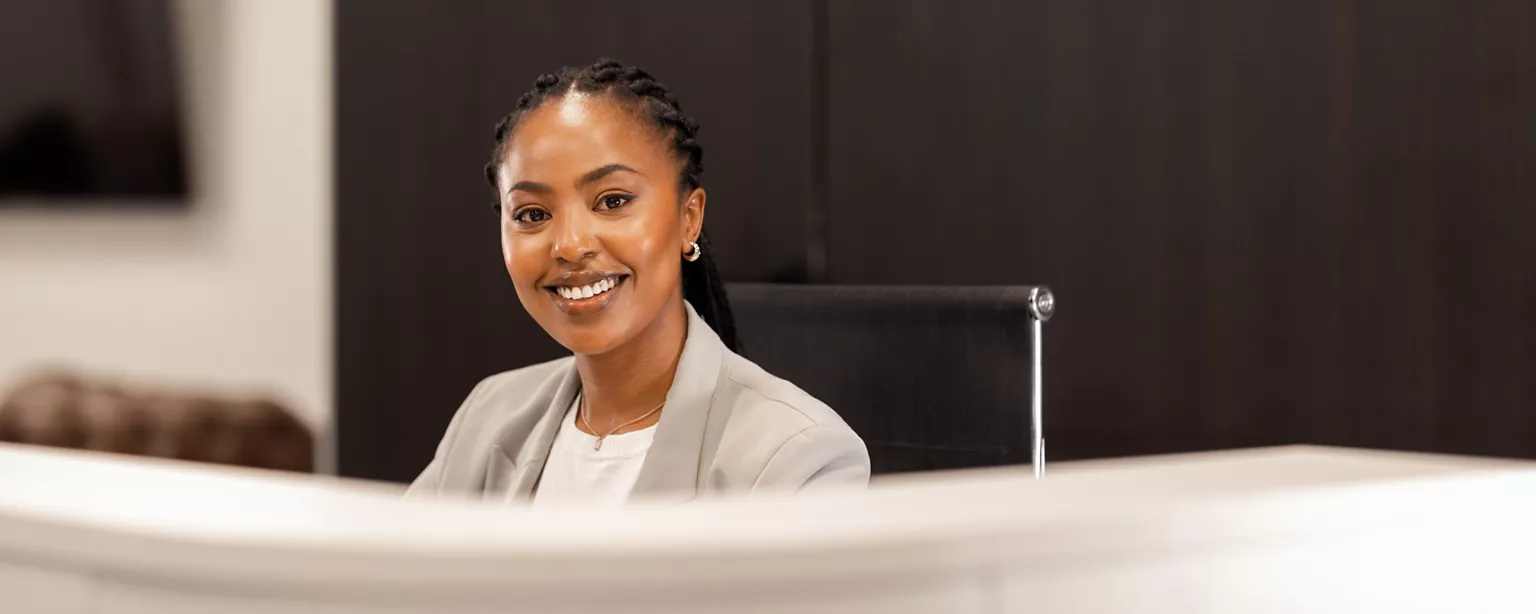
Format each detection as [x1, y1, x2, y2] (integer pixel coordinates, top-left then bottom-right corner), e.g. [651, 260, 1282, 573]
[726, 284, 1054, 476]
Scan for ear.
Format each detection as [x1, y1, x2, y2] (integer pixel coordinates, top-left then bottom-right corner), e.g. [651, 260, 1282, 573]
[681, 186, 707, 248]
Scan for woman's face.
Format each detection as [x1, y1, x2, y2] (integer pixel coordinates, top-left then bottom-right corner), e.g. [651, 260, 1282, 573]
[494, 94, 704, 356]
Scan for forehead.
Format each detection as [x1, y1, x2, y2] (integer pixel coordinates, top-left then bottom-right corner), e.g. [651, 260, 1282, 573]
[498, 94, 673, 186]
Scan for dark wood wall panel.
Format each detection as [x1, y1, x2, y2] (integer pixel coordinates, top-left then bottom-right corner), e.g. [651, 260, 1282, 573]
[340, 0, 1534, 482]
[337, 0, 814, 481]
[825, 0, 1536, 460]
[337, 0, 494, 482]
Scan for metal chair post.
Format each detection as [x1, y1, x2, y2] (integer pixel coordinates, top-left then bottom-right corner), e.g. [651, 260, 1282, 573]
[1027, 287, 1055, 479]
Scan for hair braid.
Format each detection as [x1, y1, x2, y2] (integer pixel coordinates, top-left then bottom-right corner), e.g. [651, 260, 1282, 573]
[483, 58, 738, 352]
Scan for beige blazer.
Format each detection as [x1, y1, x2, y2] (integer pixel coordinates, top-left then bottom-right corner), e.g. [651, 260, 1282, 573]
[406, 304, 870, 502]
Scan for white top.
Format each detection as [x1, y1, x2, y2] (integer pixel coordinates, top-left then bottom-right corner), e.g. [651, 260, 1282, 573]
[531, 394, 656, 506]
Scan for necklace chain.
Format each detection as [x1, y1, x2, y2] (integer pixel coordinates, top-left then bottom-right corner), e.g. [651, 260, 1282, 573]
[579, 393, 664, 451]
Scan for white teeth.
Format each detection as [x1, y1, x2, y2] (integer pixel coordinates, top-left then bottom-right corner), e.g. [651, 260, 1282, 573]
[558, 278, 619, 300]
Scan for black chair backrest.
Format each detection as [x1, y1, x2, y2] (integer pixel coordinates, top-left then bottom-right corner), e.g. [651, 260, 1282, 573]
[726, 283, 1042, 475]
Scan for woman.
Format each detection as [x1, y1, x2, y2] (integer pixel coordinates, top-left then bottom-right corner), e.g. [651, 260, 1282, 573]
[408, 59, 869, 504]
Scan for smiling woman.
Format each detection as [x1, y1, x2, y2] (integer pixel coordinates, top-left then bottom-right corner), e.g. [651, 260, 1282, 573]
[406, 59, 869, 505]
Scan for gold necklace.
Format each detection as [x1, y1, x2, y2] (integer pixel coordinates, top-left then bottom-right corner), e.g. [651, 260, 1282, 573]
[579, 394, 664, 451]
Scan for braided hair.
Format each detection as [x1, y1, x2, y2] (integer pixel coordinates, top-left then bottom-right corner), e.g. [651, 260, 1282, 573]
[484, 59, 739, 352]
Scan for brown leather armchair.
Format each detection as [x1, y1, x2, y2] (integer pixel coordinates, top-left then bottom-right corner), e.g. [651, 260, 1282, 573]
[0, 371, 314, 472]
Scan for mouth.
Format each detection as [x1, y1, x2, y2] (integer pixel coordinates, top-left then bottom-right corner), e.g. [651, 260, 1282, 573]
[543, 274, 628, 315]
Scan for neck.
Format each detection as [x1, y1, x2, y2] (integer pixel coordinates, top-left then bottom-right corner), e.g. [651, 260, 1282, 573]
[574, 293, 689, 431]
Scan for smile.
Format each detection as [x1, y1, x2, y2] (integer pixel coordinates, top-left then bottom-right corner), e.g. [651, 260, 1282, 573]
[544, 274, 628, 315]
[555, 277, 619, 301]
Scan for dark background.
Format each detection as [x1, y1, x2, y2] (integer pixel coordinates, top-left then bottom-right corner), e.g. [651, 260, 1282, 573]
[337, 0, 1535, 483]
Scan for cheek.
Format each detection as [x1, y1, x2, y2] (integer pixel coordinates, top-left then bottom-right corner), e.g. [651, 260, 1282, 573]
[501, 227, 544, 283]
[614, 211, 680, 276]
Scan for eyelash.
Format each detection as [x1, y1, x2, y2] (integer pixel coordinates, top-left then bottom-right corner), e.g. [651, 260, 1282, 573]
[511, 207, 549, 225]
[597, 193, 634, 211]
[509, 193, 634, 226]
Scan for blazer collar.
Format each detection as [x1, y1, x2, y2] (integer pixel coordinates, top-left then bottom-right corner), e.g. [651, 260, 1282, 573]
[631, 302, 725, 501]
[493, 302, 726, 502]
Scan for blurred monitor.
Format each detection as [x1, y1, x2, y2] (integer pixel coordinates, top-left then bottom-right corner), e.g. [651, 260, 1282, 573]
[0, 0, 187, 205]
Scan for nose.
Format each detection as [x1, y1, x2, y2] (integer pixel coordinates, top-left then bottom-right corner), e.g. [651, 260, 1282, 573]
[550, 208, 599, 264]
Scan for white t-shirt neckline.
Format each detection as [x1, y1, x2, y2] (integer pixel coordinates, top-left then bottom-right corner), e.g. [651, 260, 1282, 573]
[530, 393, 656, 506]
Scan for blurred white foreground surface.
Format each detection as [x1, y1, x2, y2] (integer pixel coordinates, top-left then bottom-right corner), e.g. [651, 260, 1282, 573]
[1, 443, 1532, 613]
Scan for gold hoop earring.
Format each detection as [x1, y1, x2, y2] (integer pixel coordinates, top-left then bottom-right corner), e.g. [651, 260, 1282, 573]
[683, 241, 702, 262]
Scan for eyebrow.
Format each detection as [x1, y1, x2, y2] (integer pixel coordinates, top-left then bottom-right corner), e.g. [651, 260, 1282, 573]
[506, 163, 644, 197]
[576, 163, 643, 189]
[508, 180, 553, 195]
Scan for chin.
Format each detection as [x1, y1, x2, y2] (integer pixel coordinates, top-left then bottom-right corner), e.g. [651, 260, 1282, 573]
[530, 309, 635, 357]
[553, 326, 628, 356]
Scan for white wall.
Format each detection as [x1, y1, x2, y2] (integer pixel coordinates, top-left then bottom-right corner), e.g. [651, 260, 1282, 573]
[0, 1, 333, 468]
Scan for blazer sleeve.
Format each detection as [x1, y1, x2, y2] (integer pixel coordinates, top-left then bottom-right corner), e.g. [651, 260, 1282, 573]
[752, 424, 871, 492]
[404, 376, 495, 498]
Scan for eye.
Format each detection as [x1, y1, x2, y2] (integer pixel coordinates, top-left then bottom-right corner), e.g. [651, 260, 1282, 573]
[512, 206, 550, 225]
[596, 193, 633, 211]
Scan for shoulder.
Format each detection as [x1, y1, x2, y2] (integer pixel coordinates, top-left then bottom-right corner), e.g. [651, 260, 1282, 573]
[717, 353, 849, 433]
[474, 356, 573, 400]
[432, 356, 572, 462]
[407, 356, 574, 497]
[454, 356, 572, 428]
[711, 353, 870, 490]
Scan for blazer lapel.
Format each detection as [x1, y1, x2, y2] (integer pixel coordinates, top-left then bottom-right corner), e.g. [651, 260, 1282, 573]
[631, 303, 726, 502]
[482, 361, 582, 500]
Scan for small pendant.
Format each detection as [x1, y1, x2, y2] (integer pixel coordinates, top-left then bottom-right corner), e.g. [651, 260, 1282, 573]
[594, 436, 605, 451]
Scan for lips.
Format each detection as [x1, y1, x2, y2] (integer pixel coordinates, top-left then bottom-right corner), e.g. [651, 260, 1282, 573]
[543, 273, 628, 315]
